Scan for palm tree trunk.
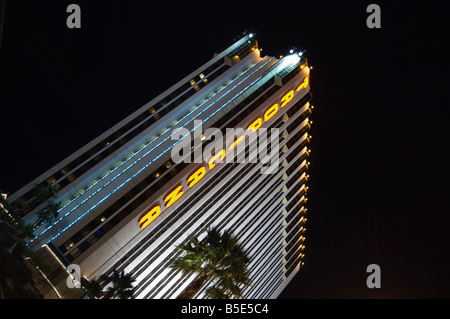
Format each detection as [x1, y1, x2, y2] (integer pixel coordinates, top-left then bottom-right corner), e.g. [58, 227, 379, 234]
[176, 274, 208, 299]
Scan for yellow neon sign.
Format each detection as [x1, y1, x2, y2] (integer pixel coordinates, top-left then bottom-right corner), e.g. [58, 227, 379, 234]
[139, 206, 161, 229]
[187, 166, 206, 187]
[247, 118, 262, 132]
[296, 76, 308, 91]
[208, 149, 226, 169]
[164, 185, 184, 208]
[264, 103, 278, 121]
[139, 75, 309, 229]
[229, 135, 245, 149]
[280, 90, 294, 107]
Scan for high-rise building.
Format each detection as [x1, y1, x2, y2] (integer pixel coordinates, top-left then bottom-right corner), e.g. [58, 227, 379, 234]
[8, 33, 312, 299]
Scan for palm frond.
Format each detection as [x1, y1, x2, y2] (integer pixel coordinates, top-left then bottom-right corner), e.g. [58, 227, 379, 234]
[171, 226, 251, 299]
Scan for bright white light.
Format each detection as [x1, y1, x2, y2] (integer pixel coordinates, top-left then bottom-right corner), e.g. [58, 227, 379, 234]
[298, 52, 303, 56]
[279, 54, 301, 69]
[249, 33, 254, 38]
[290, 49, 294, 54]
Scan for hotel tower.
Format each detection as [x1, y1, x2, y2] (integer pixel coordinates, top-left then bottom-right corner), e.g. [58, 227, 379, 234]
[7, 33, 313, 299]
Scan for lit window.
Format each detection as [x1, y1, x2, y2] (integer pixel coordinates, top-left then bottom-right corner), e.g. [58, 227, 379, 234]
[189, 79, 196, 86]
[67, 174, 76, 182]
[65, 242, 74, 250]
[203, 78, 208, 84]
[62, 199, 71, 206]
[199, 73, 205, 79]
[100, 217, 106, 222]
[165, 161, 173, 169]
[194, 85, 200, 91]
[149, 107, 156, 114]
[88, 179, 97, 187]
[155, 172, 160, 178]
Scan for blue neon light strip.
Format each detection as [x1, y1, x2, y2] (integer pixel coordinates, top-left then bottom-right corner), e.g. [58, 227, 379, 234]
[56, 62, 259, 211]
[28, 56, 275, 245]
[46, 64, 272, 244]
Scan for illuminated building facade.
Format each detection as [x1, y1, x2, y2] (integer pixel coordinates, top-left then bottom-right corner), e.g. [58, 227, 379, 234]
[9, 34, 312, 299]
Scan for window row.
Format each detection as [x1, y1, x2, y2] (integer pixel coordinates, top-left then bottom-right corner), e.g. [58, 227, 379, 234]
[15, 59, 229, 216]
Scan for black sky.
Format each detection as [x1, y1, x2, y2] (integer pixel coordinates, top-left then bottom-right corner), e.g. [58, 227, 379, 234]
[0, 1, 449, 298]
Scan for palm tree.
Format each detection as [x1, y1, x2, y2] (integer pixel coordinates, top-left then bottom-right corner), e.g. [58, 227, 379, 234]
[16, 220, 35, 239]
[47, 184, 59, 199]
[100, 270, 135, 299]
[32, 200, 61, 228]
[0, 192, 20, 227]
[0, 195, 34, 239]
[44, 200, 60, 224]
[81, 277, 103, 299]
[171, 227, 251, 299]
[18, 183, 60, 217]
[31, 183, 58, 199]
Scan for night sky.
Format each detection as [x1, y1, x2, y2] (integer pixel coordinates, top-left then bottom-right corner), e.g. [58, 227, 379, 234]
[0, 1, 449, 299]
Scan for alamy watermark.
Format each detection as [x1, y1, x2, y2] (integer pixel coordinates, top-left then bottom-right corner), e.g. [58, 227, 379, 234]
[366, 4, 381, 29]
[66, 4, 381, 30]
[170, 120, 280, 175]
[66, 264, 81, 288]
[66, 4, 81, 29]
[366, 264, 381, 289]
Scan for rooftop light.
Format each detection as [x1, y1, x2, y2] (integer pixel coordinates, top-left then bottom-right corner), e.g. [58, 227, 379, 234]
[249, 33, 254, 38]
[278, 54, 300, 69]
